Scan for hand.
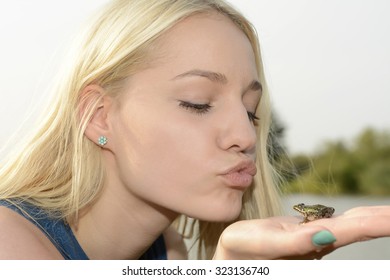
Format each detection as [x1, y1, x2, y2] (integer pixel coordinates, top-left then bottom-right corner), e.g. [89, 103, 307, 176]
[213, 205, 390, 259]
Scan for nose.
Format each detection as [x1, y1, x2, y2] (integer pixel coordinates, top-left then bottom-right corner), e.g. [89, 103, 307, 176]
[216, 102, 257, 154]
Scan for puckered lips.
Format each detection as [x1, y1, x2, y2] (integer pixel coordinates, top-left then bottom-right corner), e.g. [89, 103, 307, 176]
[220, 159, 257, 190]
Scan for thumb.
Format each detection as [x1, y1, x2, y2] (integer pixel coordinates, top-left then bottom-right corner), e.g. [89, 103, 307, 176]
[272, 226, 337, 259]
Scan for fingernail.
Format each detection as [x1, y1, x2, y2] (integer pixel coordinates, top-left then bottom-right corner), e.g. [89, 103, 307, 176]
[312, 230, 336, 246]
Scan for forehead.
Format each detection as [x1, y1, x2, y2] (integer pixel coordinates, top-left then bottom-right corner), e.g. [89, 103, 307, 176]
[149, 12, 258, 80]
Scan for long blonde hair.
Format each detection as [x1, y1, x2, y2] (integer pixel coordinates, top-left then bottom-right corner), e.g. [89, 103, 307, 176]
[0, 0, 282, 259]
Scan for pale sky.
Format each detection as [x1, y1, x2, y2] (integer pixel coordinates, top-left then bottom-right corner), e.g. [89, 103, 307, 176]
[1, 0, 389, 155]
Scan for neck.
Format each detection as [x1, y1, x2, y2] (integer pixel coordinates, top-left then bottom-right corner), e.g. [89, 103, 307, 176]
[71, 174, 178, 260]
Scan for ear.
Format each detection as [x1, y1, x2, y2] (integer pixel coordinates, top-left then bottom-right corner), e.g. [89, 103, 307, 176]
[79, 84, 112, 148]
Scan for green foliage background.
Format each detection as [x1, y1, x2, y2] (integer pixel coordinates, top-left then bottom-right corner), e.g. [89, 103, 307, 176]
[273, 127, 390, 196]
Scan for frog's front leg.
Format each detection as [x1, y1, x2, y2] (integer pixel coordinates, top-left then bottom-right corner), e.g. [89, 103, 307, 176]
[301, 216, 310, 224]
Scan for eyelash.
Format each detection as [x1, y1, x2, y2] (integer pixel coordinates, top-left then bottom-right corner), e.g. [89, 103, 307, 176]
[179, 101, 259, 124]
[179, 101, 212, 115]
[247, 111, 260, 124]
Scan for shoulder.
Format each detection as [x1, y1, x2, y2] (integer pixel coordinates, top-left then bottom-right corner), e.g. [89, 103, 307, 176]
[0, 206, 63, 259]
[163, 225, 188, 260]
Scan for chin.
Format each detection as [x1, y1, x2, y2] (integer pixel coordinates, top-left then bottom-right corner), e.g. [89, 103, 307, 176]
[192, 200, 243, 222]
[209, 213, 241, 223]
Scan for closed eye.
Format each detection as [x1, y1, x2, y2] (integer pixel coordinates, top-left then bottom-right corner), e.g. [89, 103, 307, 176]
[179, 100, 259, 125]
[179, 101, 212, 115]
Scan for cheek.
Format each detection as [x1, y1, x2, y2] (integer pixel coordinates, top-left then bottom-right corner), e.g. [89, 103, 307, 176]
[111, 106, 245, 221]
[113, 107, 214, 195]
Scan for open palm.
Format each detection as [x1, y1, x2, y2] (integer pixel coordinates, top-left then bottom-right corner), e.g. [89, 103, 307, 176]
[213, 206, 390, 259]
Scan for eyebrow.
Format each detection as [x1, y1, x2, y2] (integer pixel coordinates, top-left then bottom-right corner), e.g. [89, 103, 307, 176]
[247, 80, 263, 93]
[172, 69, 228, 84]
[172, 69, 262, 93]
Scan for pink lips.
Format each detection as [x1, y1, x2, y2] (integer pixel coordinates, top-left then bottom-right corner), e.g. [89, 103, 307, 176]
[220, 160, 257, 189]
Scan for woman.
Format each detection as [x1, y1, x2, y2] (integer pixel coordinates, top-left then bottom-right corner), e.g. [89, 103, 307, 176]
[0, 0, 389, 260]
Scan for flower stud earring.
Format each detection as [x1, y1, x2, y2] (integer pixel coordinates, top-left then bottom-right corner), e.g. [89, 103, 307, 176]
[98, 136, 108, 146]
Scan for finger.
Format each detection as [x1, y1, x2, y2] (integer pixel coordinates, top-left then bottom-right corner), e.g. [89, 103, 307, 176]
[331, 215, 390, 244]
[342, 205, 390, 217]
[264, 225, 336, 258]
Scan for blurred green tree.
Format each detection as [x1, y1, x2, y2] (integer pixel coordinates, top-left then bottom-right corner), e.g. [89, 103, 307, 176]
[281, 128, 390, 195]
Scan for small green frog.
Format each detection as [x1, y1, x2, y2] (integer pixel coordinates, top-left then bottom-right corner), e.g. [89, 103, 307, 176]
[293, 203, 335, 224]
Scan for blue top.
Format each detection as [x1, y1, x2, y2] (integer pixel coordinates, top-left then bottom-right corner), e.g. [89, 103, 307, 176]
[0, 199, 167, 260]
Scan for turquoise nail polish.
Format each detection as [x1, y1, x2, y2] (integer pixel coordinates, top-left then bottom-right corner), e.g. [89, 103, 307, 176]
[312, 230, 336, 246]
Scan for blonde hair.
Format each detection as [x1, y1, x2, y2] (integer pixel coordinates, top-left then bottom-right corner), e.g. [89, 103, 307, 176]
[0, 0, 282, 259]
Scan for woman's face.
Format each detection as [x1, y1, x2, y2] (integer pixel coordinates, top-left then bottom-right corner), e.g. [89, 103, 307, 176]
[108, 13, 261, 222]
